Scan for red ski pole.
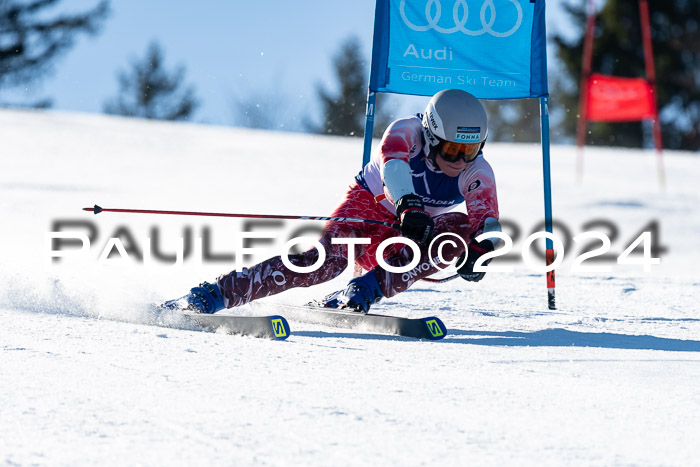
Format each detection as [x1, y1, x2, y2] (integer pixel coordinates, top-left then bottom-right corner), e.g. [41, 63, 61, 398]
[83, 204, 400, 229]
[83, 204, 459, 284]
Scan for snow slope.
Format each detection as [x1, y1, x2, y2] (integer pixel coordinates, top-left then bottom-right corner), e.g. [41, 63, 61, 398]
[1, 109, 699, 466]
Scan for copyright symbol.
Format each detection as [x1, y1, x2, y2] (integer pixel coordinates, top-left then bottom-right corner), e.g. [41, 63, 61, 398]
[428, 232, 469, 271]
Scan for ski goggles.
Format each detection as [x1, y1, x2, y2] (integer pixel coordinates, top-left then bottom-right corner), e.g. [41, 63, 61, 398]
[437, 140, 481, 163]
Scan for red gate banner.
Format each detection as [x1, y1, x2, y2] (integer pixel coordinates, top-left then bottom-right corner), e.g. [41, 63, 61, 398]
[586, 73, 656, 122]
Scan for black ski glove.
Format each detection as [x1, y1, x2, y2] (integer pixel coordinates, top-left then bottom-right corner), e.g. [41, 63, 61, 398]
[457, 239, 494, 282]
[395, 194, 434, 246]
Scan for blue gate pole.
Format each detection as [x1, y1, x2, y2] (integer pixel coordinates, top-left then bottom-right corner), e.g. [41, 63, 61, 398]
[540, 96, 556, 310]
[362, 90, 377, 167]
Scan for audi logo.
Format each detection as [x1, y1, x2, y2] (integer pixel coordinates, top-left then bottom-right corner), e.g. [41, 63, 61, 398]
[400, 0, 524, 38]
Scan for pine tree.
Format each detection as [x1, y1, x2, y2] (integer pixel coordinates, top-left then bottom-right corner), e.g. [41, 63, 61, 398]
[0, 0, 109, 106]
[103, 42, 199, 121]
[311, 36, 395, 137]
[552, 0, 700, 150]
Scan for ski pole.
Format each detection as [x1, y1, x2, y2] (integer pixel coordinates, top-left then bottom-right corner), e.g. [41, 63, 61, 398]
[421, 274, 459, 284]
[83, 204, 401, 229]
[84, 204, 456, 284]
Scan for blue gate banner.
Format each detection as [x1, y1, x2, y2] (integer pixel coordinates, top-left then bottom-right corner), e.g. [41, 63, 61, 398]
[369, 0, 548, 99]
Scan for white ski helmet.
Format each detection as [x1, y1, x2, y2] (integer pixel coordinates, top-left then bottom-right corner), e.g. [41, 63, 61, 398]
[422, 89, 488, 153]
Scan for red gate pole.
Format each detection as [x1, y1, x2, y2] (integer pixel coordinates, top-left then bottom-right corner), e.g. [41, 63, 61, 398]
[639, 0, 665, 188]
[576, 0, 597, 182]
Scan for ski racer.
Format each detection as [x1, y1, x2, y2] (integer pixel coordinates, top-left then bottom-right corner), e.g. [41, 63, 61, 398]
[164, 89, 502, 314]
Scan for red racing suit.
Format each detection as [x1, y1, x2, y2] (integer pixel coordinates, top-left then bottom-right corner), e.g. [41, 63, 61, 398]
[217, 116, 499, 308]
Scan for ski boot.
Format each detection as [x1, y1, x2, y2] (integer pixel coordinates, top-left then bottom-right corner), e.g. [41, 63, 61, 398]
[162, 281, 225, 314]
[320, 270, 383, 313]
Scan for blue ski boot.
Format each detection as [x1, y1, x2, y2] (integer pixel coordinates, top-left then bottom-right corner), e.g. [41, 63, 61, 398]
[162, 281, 225, 314]
[320, 270, 384, 313]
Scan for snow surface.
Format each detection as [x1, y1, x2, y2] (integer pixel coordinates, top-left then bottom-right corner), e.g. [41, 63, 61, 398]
[1, 108, 699, 466]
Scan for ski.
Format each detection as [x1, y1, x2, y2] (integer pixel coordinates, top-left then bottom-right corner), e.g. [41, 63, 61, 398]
[183, 313, 290, 340]
[271, 304, 447, 340]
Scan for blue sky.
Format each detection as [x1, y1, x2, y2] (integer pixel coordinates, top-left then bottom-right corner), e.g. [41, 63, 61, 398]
[6, 1, 574, 129]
